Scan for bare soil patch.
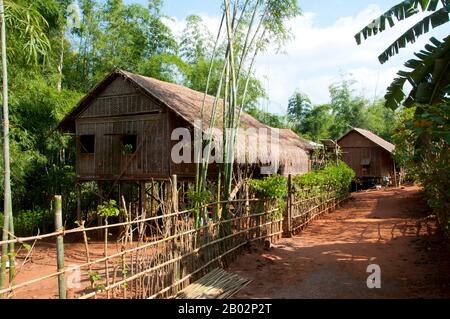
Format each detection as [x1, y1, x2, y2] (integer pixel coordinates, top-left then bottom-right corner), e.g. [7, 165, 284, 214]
[229, 186, 450, 299]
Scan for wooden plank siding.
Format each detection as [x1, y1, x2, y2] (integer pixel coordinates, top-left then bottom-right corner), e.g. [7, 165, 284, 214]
[75, 78, 170, 181]
[338, 131, 394, 178]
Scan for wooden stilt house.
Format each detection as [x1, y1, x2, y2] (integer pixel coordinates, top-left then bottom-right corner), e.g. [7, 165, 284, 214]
[57, 69, 312, 182]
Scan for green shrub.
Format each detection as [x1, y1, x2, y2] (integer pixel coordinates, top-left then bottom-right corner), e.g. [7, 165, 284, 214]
[0, 208, 53, 237]
[293, 161, 355, 193]
[250, 175, 287, 218]
[97, 200, 120, 219]
[248, 163, 354, 218]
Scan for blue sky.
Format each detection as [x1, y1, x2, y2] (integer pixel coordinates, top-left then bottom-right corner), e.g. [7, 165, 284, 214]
[124, 0, 449, 114]
[126, 0, 402, 23]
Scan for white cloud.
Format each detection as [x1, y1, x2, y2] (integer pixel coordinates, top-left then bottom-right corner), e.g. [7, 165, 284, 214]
[163, 14, 222, 42]
[254, 4, 440, 113]
[165, 4, 445, 114]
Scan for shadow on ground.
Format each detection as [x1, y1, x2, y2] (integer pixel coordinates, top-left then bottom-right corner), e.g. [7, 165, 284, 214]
[229, 186, 450, 299]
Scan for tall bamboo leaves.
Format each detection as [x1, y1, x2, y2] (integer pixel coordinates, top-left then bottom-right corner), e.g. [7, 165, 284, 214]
[0, 0, 12, 295]
[1, 0, 54, 293]
[194, 0, 300, 225]
[4, 0, 51, 64]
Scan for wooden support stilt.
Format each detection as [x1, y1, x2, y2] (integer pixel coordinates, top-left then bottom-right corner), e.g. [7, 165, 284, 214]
[170, 175, 180, 292]
[171, 175, 178, 214]
[97, 181, 104, 240]
[118, 182, 123, 224]
[138, 181, 146, 239]
[76, 183, 82, 223]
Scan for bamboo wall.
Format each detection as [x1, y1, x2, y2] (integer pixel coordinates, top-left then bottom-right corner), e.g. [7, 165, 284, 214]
[75, 78, 170, 180]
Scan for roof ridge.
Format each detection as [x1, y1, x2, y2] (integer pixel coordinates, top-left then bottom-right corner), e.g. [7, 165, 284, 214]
[352, 127, 395, 153]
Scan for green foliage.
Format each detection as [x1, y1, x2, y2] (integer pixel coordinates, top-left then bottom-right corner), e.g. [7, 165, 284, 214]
[287, 91, 312, 125]
[63, 0, 179, 92]
[186, 184, 213, 227]
[180, 15, 213, 64]
[355, 1, 449, 110]
[286, 79, 396, 142]
[250, 175, 287, 217]
[393, 102, 450, 237]
[250, 174, 288, 200]
[0, 0, 258, 231]
[263, 0, 302, 50]
[122, 144, 134, 155]
[4, 0, 52, 63]
[355, 0, 449, 238]
[328, 79, 370, 138]
[97, 200, 120, 219]
[248, 163, 354, 219]
[0, 209, 52, 237]
[246, 107, 287, 128]
[354, 0, 449, 64]
[384, 36, 449, 110]
[290, 102, 333, 142]
[186, 185, 212, 207]
[293, 161, 355, 192]
[88, 270, 105, 291]
[1, 70, 82, 210]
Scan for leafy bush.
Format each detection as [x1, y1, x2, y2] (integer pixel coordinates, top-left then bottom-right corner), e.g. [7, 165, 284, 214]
[249, 163, 354, 218]
[393, 103, 450, 237]
[293, 161, 355, 193]
[97, 200, 120, 219]
[250, 175, 288, 199]
[250, 175, 287, 217]
[0, 208, 53, 237]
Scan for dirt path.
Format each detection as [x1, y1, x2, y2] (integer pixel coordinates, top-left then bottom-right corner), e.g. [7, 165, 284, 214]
[229, 186, 450, 299]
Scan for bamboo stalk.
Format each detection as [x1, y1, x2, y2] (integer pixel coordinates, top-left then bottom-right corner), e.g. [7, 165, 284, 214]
[81, 221, 94, 289]
[54, 195, 66, 299]
[104, 217, 110, 299]
[8, 209, 14, 286]
[0, 0, 13, 297]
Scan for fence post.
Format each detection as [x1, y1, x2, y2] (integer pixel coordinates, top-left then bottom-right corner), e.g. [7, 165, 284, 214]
[170, 175, 180, 292]
[283, 175, 293, 238]
[54, 195, 66, 299]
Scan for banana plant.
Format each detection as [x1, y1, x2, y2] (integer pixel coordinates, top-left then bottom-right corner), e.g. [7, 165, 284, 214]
[355, 0, 449, 64]
[385, 35, 450, 110]
[355, 0, 449, 109]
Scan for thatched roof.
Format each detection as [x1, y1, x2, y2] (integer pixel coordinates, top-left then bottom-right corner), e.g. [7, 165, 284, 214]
[338, 128, 395, 153]
[58, 69, 310, 174]
[279, 129, 315, 151]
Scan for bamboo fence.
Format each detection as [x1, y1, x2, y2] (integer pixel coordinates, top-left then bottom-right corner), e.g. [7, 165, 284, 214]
[0, 175, 349, 299]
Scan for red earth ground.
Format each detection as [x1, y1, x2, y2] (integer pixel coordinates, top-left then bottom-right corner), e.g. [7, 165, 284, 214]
[229, 186, 450, 298]
[5, 241, 119, 299]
